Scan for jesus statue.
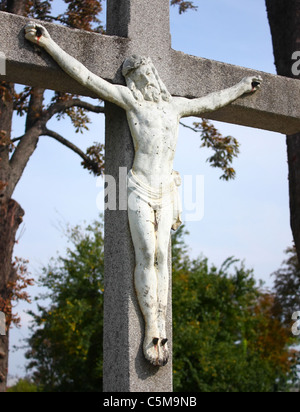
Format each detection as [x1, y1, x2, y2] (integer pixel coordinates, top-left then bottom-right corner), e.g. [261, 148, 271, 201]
[25, 22, 262, 367]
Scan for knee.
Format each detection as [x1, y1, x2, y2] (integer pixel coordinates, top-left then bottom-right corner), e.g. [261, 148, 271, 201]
[136, 247, 155, 269]
[156, 246, 169, 268]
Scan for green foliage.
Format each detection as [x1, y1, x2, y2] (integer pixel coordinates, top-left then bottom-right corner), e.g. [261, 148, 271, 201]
[272, 247, 300, 325]
[25, 220, 299, 392]
[7, 377, 38, 392]
[26, 219, 104, 392]
[172, 227, 298, 392]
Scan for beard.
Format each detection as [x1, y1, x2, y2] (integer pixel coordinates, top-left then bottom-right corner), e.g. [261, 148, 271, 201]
[141, 84, 161, 102]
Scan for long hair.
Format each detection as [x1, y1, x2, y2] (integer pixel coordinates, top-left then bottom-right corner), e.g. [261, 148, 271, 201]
[122, 55, 171, 102]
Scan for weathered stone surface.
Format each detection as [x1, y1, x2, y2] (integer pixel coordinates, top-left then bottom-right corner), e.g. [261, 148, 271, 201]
[2, 0, 300, 394]
[170, 50, 300, 135]
[103, 103, 173, 392]
[1, 8, 299, 134]
[103, 0, 173, 392]
[0, 11, 128, 94]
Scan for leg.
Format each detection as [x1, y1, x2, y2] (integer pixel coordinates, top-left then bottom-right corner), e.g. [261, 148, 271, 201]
[155, 203, 174, 366]
[128, 196, 161, 365]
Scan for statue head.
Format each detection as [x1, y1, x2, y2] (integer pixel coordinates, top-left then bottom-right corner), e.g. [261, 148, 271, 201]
[122, 55, 171, 103]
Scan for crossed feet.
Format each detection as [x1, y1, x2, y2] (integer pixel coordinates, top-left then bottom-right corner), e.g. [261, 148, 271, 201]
[143, 334, 169, 367]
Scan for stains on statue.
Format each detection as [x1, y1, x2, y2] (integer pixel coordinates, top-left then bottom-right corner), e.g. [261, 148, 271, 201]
[24, 21, 262, 367]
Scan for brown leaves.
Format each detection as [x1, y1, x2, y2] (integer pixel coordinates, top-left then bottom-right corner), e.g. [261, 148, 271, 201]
[0, 181, 8, 193]
[25, 0, 53, 20]
[198, 119, 240, 180]
[181, 119, 240, 180]
[52, 92, 91, 133]
[0, 130, 9, 146]
[51, 0, 104, 32]
[13, 86, 32, 117]
[170, 0, 197, 14]
[0, 257, 34, 329]
[0, 82, 13, 106]
[66, 106, 90, 134]
[81, 142, 105, 176]
[250, 293, 298, 373]
[0, 129, 15, 153]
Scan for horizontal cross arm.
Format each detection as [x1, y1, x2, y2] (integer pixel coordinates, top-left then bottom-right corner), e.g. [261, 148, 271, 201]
[170, 51, 300, 135]
[1, 12, 300, 135]
[0, 12, 128, 95]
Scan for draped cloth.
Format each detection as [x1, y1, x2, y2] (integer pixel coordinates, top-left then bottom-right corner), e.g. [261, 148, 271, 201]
[127, 169, 182, 231]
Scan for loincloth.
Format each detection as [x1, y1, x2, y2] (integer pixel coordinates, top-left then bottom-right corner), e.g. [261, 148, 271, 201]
[127, 169, 182, 231]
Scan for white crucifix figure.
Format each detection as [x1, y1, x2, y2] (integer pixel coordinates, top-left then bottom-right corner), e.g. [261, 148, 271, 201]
[25, 23, 262, 367]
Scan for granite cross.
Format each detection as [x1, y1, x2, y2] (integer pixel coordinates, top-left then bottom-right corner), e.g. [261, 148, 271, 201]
[1, 0, 300, 393]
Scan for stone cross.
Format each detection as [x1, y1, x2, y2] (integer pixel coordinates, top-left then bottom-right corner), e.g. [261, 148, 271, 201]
[1, 0, 300, 393]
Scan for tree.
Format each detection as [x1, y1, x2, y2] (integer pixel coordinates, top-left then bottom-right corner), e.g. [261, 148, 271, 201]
[173, 0, 300, 297]
[0, 257, 33, 386]
[0, 0, 105, 391]
[25, 220, 298, 392]
[25, 219, 104, 392]
[0, 0, 239, 391]
[170, 0, 197, 14]
[7, 377, 38, 392]
[265, 0, 300, 262]
[172, 227, 298, 392]
[272, 246, 300, 326]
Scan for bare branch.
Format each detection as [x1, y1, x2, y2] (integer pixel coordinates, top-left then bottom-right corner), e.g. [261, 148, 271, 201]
[179, 121, 202, 133]
[8, 88, 46, 197]
[8, 125, 43, 198]
[11, 136, 23, 143]
[45, 98, 104, 122]
[43, 128, 89, 158]
[42, 128, 102, 175]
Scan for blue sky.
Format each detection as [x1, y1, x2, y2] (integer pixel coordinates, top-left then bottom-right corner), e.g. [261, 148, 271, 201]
[8, 0, 293, 379]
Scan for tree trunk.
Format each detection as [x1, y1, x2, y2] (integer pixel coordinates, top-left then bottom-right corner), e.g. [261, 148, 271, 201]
[266, 0, 300, 260]
[0, 74, 16, 391]
[6, 0, 26, 15]
[0, 1, 45, 390]
[0, 199, 24, 392]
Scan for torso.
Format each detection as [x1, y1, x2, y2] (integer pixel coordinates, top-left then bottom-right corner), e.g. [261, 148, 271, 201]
[126, 99, 180, 189]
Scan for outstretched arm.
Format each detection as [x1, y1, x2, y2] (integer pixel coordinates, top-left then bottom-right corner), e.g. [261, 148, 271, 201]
[176, 76, 262, 118]
[25, 22, 134, 110]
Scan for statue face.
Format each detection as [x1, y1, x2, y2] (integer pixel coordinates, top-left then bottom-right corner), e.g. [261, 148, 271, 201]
[127, 64, 161, 102]
[130, 64, 160, 92]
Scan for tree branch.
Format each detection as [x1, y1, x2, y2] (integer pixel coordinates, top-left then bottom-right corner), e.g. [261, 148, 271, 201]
[45, 98, 104, 122]
[179, 121, 202, 133]
[8, 125, 43, 198]
[42, 128, 101, 174]
[8, 87, 46, 198]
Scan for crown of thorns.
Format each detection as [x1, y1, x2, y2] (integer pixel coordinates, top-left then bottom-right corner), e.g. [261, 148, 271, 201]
[122, 55, 152, 77]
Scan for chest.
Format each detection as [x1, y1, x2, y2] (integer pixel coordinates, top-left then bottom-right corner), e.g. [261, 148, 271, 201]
[127, 103, 178, 135]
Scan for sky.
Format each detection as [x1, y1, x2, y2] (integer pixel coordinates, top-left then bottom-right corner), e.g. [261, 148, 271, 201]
[8, 0, 293, 380]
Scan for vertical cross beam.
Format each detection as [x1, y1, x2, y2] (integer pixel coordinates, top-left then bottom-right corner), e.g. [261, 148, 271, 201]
[104, 0, 173, 392]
